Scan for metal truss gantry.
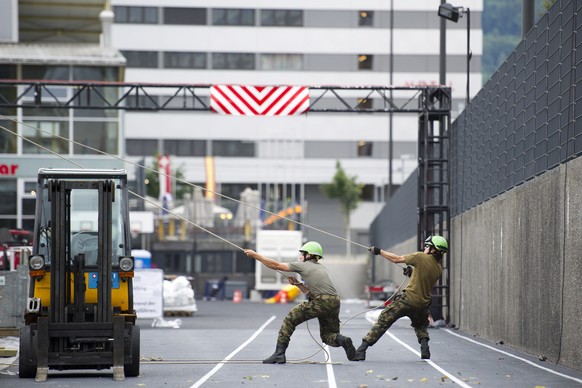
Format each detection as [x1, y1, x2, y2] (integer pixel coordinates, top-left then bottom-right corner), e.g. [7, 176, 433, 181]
[0, 80, 452, 318]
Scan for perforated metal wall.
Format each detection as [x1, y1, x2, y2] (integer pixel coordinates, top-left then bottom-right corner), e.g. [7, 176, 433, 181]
[451, 0, 582, 216]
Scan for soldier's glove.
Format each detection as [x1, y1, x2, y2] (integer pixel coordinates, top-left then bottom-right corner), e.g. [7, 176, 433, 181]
[369, 246, 381, 255]
[403, 265, 413, 277]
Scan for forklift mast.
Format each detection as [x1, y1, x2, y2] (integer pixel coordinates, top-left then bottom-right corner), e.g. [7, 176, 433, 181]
[20, 168, 139, 381]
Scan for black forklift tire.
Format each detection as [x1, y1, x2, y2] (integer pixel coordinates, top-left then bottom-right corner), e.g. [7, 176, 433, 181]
[124, 325, 140, 377]
[18, 325, 37, 378]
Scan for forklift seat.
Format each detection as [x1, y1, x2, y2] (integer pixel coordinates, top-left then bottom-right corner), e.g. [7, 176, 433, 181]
[71, 232, 99, 265]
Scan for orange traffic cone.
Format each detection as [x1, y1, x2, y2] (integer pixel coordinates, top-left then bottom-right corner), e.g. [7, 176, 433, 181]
[280, 291, 287, 304]
[233, 289, 242, 303]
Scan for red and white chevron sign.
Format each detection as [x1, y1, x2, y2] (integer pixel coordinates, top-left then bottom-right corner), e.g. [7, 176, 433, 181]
[210, 85, 310, 116]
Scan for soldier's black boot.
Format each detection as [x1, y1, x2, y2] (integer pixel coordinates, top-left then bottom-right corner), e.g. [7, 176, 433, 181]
[353, 340, 370, 361]
[420, 337, 430, 359]
[336, 334, 356, 361]
[263, 342, 288, 364]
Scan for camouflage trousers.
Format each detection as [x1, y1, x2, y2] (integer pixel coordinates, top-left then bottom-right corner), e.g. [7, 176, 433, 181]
[277, 295, 341, 347]
[363, 293, 430, 346]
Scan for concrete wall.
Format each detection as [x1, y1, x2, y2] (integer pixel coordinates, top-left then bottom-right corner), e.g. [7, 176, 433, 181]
[0, 267, 29, 328]
[450, 157, 582, 372]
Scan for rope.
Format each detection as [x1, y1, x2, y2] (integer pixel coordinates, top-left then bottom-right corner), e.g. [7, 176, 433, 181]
[0, 116, 370, 251]
[0, 116, 408, 365]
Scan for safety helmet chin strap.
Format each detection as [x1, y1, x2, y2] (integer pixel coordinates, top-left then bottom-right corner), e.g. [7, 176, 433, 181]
[305, 254, 320, 262]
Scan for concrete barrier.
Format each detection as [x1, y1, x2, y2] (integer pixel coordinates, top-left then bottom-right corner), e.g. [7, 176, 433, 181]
[450, 157, 582, 372]
[0, 266, 29, 329]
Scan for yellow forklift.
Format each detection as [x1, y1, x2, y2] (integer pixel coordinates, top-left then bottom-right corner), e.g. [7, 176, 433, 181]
[19, 168, 140, 381]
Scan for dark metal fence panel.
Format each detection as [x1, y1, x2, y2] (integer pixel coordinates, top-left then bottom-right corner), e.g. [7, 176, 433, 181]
[369, 171, 418, 249]
[451, 0, 581, 216]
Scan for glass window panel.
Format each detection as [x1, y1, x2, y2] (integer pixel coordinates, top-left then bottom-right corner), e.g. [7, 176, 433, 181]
[73, 121, 118, 155]
[113, 6, 128, 22]
[0, 119, 17, 154]
[164, 8, 206, 25]
[164, 139, 206, 156]
[22, 107, 69, 118]
[358, 54, 373, 70]
[359, 10, 374, 26]
[212, 53, 254, 70]
[126, 139, 158, 156]
[164, 52, 207, 69]
[21, 219, 35, 232]
[0, 180, 16, 215]
[213, 140, 255, 157]
[260, 54, 302, 70]
[22, 121, 69, 154]
[261, 10, 303, 26]
[24, 181, 37, 193]
[235, 251, 255, 273]
[212, 9, 226, 25]
[0, 219, 16, 228]
[143, 7, 158, 23]
[73, 66, 119, 82]
[121, 51, 158, 68]
[0, 70, 16, 115]
[23, 198, 36, 216]
[22, 65, 69, 81]
[115, 6, 157, 23]
[357, 140, 373, 156]
[213, 9, 254, 25]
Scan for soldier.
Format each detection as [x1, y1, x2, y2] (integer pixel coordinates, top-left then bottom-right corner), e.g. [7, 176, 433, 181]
[353, 235, 448, 361]
[244, 241, 356, 364]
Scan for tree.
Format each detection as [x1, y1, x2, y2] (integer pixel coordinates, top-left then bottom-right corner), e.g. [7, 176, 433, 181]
[320, 161, 363, 256]
[145, 154, 189, 201]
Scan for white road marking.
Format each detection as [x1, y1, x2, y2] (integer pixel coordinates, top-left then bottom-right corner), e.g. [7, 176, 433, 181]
[190, 315, 276, 388]
[444, 329, 582, 384]
[366, 312, 471, 387]
[324, 345, 338, 388]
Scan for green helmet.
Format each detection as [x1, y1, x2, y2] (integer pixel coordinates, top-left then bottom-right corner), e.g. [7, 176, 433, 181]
[299, 241, 324, 258]
[424, 235, 448, 252]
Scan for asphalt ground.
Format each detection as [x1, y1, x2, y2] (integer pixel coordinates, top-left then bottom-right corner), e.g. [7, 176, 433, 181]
[1, 299, 582, 387]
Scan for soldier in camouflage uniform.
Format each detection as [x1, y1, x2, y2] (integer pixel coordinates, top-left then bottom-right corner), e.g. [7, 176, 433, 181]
[244, 241, 356, 364]
[353, 235, 448, 361]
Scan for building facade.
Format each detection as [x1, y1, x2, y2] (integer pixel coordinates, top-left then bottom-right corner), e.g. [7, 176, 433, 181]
[110, 0, 482, 257]
[0, 0, 482, 285]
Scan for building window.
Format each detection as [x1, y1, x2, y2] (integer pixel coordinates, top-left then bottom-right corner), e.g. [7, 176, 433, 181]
[359, 11, 374, 26]
[356, 98, 373, 110]
[22, 121, 69, 154]
[126, 139, 158, 156]
[357, 140, 373, 157]
[164, 8, 206, 25]
[212, 9, 255, 26]
[73, 122, 118, 155]
[164, 52, 207, 69]
[73, 66, 119, 82]
[213, 140, 255, 157]
[358, 54, 373, 70]
[212, 53, 255, 70]
[114, 6, 158, 24]
[121, 51, 158, 68]
[260, 54, 303, 70]
[0, 119, 17, 154]
[0, 180, 17, 217]
[261, 10, 303, 26]
[22, 65, 69, 81]
[163, 139, 206, 156]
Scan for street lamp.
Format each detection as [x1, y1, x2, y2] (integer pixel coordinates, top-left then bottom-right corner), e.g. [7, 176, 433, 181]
[438, 3, 471, 107]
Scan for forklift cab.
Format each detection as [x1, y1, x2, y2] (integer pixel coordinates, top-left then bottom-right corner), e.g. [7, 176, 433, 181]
[19, 168, 140, 381]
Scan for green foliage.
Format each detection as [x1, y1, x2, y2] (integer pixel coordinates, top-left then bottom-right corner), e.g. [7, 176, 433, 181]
[482, 0, 557, 83]
[320, 161, 363, 220]
[145, 154, 189, 200]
